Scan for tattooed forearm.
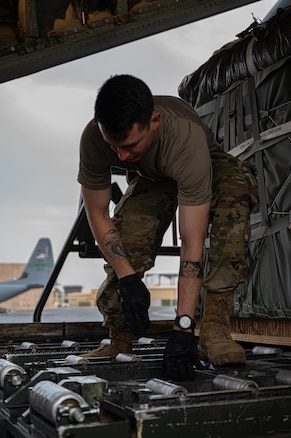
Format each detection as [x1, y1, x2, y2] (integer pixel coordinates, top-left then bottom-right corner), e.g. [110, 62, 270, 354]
[103, 229, 127, 259]
[179, 261, 203, 279]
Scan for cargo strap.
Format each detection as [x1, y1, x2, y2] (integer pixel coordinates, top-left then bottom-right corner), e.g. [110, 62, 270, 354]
[229, 119, 291, 159]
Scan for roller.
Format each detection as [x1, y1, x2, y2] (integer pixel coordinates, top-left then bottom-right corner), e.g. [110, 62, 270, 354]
[65, 355, 89, 365]
[145, 378, 188, 395]
[0, 359, 26, 388]
[115, 353, 142, 363]
[137, 337, 157, 346]
[61, 340, 80, 349]
[29, 380, 88, 425]
[252, 346, 283, 355]
[212, 374, 259, 391]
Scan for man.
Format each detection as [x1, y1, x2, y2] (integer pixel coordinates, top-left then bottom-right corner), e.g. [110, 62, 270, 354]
[78, 74, 257, 381]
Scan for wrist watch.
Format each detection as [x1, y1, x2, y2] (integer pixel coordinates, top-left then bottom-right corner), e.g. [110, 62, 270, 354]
[174, 314, 195, 331]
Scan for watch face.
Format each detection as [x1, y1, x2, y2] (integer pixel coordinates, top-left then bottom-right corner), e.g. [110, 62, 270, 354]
[179, 315, 191, 329]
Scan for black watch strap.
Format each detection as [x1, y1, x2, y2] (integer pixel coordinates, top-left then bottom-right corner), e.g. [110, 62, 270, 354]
[174, 314, 195, 332]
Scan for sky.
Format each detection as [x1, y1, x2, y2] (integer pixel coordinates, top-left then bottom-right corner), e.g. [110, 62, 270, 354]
[0, 0, 275, 292]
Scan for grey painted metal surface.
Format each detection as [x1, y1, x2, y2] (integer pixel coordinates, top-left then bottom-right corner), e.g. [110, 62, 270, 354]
[0, 333, 291, 436]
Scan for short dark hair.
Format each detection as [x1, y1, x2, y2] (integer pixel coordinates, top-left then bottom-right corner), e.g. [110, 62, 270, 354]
[94, 75, 154, 141]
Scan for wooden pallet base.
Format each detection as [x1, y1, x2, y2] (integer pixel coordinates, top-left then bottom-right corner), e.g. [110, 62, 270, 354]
[0, 317, 291, 346]
[195, 316, 291, 346]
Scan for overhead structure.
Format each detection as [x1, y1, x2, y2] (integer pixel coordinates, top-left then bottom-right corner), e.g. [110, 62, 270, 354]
[0, 0, 261, 83]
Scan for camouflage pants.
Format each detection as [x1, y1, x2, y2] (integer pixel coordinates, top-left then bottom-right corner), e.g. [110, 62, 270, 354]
[97, 175, 178, 329]
[97, 147, 258, 329]
[203, 145, 258, 293]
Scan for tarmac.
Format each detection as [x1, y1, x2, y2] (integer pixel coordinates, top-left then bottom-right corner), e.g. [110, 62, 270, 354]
[0, 305, 177, 323]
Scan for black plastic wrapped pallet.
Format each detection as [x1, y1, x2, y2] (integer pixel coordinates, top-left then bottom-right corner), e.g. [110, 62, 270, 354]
[178, 13, 291, 318]
[178, 6, 291, 109]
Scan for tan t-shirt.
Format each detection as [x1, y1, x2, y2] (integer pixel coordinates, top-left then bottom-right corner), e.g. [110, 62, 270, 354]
[78, 96, 213, 206]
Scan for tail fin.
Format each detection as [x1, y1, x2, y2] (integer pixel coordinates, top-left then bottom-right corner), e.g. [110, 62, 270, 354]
[18, 238, 54, 287]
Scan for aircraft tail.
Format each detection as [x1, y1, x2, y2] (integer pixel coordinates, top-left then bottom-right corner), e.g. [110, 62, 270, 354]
[18, 238, 54, 287]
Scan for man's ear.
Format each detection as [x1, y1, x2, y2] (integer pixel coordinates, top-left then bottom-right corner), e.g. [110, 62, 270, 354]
[151, 111, 161, 129]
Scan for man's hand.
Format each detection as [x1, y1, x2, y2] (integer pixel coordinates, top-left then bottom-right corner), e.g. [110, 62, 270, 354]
[118, 274, 150, 336]
[163, 330, 201, 381]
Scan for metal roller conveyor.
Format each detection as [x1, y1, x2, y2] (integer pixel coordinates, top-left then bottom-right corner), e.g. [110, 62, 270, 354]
[252, 346, 283, 355]
[212, 374, 259, 391]
[0, 359, 27, 389]
[29, 380, 91, 426]
[61, 340, 80, 350]
[0, 335, 291, 437]
[19, 342, 38, 352]
[100, 338, 111, 345]
[137, 337, 158, 346]
[0, 358, 28, 399]
[65, 355, 90, 366]
[115, 353, 142, 363]
[145, 378, 188, 395]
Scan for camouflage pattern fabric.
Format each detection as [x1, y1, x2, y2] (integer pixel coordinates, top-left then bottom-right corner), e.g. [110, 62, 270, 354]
[97, 174, 178, 329]
[203, 145, 258, 293]
[97, 148, 258, 329]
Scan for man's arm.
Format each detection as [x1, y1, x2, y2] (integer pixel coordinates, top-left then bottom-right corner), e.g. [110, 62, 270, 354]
[81, 185, 135, 279]
[81, 185, 151, 335]
[163, 201, 210, 380]
[176, 202, 211, 326]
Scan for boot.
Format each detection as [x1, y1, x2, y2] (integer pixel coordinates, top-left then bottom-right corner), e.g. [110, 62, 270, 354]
[198, 291, 246, 366]
[80, 329, 133, 358]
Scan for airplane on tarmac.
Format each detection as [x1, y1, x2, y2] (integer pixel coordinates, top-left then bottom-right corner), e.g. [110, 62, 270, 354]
[0, 238, 54, 303]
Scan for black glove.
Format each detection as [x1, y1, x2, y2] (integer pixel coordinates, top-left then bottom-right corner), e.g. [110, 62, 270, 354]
[163, 330, 201, 381]
[118, 274, 150, 336]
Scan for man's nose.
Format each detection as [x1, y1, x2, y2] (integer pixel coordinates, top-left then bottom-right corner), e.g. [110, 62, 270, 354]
[117, 148, 131, 161]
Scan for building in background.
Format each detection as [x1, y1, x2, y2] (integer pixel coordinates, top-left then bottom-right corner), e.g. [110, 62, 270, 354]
[0, 264, 178, 311]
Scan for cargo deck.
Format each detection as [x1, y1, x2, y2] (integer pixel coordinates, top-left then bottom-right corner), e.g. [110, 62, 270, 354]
[0, 320, 291, 437]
